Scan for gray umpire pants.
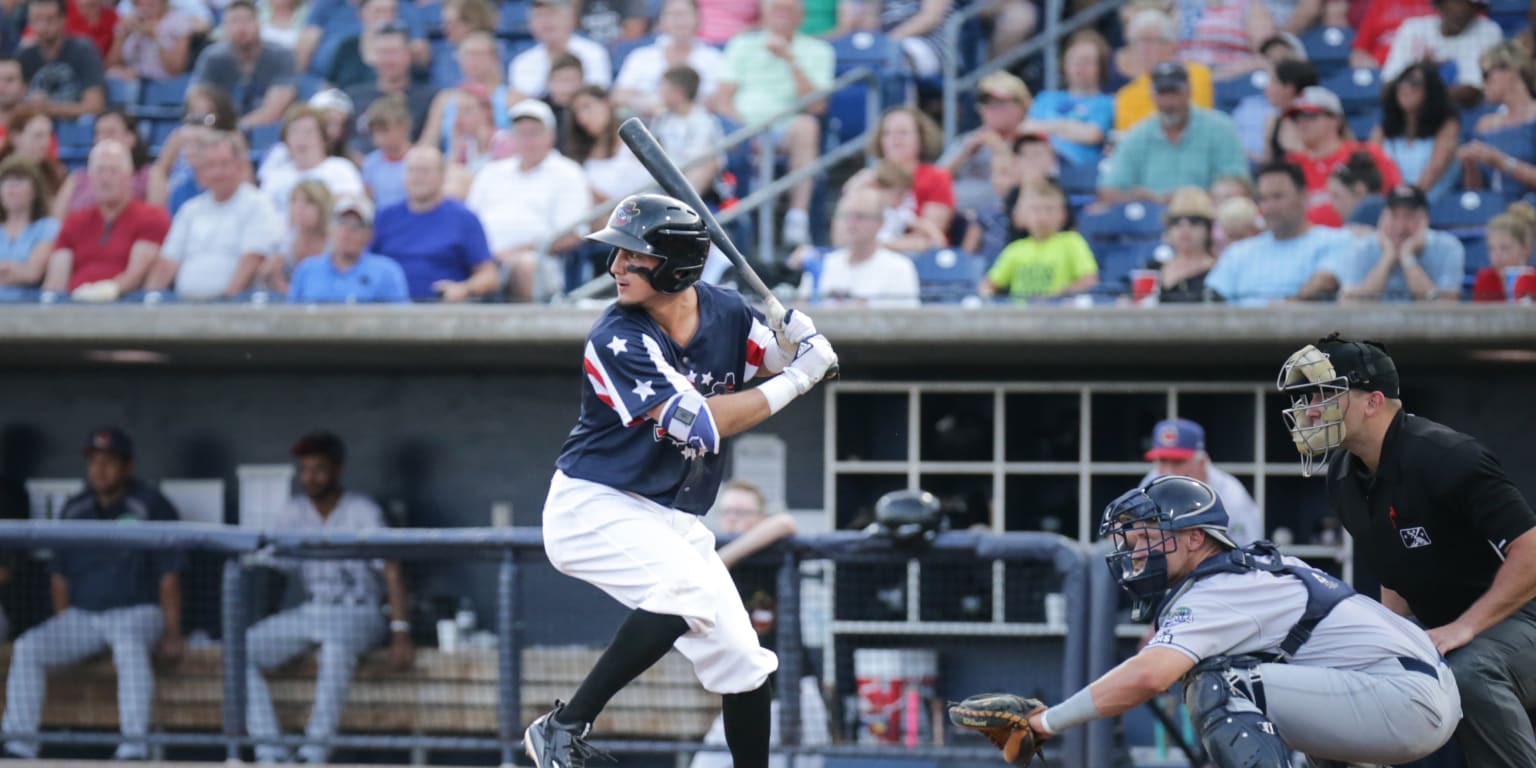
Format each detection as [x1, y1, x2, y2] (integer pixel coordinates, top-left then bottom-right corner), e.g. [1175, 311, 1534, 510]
[1196, 656, 1460, 766]
[245, 601, 383, 763]
[0, 605, 164, 757]
[1444, 600, 1536, 767]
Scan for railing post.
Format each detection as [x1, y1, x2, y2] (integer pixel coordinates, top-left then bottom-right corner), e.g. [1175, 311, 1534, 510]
[220, 558, 247, 763]
[775, 545, 803, 748]
[757, 132, 777, 266]
[1043, 0, 1065, 93]
[496, 548, 522, 766]
[941, 11, 964, 144]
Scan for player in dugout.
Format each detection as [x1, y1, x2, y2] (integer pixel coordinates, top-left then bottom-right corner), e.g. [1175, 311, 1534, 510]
[947, 475, 1460, 768]
[522, 193, 837, 768]
[1279, 334, 1536, 767]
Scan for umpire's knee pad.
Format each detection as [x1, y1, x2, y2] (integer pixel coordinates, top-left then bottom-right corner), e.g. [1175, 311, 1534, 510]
[1184, 657, 1294, 768]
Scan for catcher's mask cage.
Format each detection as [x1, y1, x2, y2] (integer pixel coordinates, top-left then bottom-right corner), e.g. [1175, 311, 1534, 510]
[865, 489, 946, 548]
[588, 193, 711, 294]
[1276, 343, 1350, 477]
[1100, 476, 1235, 621]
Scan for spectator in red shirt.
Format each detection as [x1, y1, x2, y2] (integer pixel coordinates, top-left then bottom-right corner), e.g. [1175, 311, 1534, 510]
[1472, 201, 1536, 301]
[64, 0, 117, 59]
[40, 140, 169, 299]
[1283, 86, 1401, 227]
[867, 105, 955, 244]
[1349, 0, 1434, 68]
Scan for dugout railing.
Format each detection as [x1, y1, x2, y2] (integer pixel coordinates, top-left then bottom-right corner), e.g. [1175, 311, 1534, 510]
[0, 521, 1093, 765]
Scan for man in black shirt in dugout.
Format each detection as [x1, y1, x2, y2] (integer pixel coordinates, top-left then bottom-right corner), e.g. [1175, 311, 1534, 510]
[1278, 334, 1536, 767]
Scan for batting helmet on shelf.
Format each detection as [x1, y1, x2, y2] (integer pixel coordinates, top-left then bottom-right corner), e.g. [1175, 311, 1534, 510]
[866, 489, 946, 547]
[587, 193, 711, 294]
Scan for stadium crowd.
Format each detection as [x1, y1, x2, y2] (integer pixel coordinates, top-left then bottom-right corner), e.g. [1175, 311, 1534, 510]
[0, 0, 1528, 305]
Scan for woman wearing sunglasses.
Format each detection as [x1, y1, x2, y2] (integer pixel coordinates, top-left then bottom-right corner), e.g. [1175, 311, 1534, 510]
[1144, 187, 1217, 303]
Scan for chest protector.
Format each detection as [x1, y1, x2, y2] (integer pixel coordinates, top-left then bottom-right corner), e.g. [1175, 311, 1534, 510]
[1155, 541, 1356, 661]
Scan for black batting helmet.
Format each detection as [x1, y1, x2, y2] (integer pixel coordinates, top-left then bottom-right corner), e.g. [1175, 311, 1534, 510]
[866, 489, 946, 548]
[587, 194, 711, 294]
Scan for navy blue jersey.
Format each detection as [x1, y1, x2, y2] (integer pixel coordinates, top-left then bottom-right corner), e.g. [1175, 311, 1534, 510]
[556, 282, 776, 514]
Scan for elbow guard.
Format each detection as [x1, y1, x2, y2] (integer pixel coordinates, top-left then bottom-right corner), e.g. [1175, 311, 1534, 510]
[660, 390, 720, 454]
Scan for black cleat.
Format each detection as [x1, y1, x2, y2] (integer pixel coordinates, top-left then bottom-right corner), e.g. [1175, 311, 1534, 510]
[524, 701, 610, 768]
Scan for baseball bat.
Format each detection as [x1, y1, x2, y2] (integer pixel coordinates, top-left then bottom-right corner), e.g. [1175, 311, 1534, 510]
[617, 117, 839, 381]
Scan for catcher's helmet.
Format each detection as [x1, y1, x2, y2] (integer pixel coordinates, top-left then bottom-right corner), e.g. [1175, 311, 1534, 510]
[866, 489, 945, 547]
[587, 193, 710, 294]
[1101, 476, 1235, 618]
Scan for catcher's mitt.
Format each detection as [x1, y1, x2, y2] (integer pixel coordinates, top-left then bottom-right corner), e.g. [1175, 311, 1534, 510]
[947, 693, 1048, 766]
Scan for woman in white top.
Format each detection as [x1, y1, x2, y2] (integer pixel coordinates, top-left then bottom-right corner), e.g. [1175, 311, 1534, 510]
[566, 85, 650, 203]
[612, 0, 723, 116]
[261, 178, 332, 294]
[259, 106, 365, 218]
[259, 0, 309, 49]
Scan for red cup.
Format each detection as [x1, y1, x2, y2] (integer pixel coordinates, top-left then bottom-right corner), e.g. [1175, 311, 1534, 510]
[1130, 269, 1159, 303]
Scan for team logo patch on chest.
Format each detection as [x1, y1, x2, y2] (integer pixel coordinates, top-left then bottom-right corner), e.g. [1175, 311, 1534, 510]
[1399, 526, 1432, 549]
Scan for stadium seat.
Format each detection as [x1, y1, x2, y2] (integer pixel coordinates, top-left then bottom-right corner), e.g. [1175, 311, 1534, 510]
[1095, 240, 1166, 287]
[1430, 190, 1512, 234]
[146, 117, 179, 155]
[610, 34, 655, 79]
[1215, 70, 1267, 113]
[1078, 201, 1166, 242]
[105, 76, 137, 107]
[827, 32, 909, 144]
[55, 118, 93, 148]
[1461, 235, 1489, 273]
[132, 75, 192, 120]
[415, 1, 443, 38]
[498, 1, 529, 38]
[1058, 162, 1099, 198]
[1346, 110, 1380, 142]
[1321, 67, 1382, 115]
[912, 247, 984, 303]
[1299, 27, 1353, 78]
[431, 39, 461, 88]
[249, 123, 282, 154]
[1477, 122, 1536, 189]
[1489, 0, 1527, 35]
[296, 73, 328, 100]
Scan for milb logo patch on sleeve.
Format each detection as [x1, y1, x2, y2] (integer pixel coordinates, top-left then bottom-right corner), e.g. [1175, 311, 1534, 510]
[1399, 526, 1432, 549]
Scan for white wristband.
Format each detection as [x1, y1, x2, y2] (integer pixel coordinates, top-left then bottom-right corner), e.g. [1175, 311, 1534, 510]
[758, 374, 802, 415]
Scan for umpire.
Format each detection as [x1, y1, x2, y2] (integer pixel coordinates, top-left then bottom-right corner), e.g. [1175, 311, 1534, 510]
[1278, 334, 1536, 766]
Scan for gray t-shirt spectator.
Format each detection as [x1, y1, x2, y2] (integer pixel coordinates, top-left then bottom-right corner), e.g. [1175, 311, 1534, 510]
[1318, 230, 1466, 301]
[19, 36, 103, 103]
[191, 40, 297, 117]
[578, 0, 647, 45]
[343, 81, 433, 153]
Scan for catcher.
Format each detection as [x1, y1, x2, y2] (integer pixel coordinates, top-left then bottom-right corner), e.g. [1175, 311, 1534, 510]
[949, 475, 1461, 767]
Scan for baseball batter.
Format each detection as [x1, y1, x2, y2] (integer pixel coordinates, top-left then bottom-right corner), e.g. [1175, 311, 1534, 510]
[1014, 476, 1460, 767]
[525, 194, 838, 768]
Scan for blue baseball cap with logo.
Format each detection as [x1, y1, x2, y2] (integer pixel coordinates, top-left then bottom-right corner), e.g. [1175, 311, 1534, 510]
[1144, 418, 1204, 461]
[82, 427, 133, 459]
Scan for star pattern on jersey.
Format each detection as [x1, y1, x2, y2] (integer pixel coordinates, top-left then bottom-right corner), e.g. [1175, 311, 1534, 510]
[700, 371, 714, 385]
[686, 370, 698, 384]
[632, 379, 655, 399]
[606, 336, 628, 355]
[681, 446, 700, 461]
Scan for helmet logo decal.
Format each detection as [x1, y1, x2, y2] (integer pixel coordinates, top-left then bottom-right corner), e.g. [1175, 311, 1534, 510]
[1157, 427, 1179, 446]
[613, 201, 642, 227]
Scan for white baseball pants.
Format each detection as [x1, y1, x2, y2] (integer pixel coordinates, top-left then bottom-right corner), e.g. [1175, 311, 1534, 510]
[543, 470, 779, 694]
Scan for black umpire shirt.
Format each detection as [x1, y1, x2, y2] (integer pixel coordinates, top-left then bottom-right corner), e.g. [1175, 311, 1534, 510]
[1327, 410, 1536, 629]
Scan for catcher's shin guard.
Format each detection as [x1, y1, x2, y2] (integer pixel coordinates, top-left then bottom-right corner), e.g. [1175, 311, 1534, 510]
[1183, 656, 1295, 768]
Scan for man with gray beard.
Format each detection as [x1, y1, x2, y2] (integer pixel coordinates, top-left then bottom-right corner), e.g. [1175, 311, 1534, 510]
[1098, 61, 1248, 206]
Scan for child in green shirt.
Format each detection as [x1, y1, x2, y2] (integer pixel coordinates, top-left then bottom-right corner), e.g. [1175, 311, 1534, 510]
[981, 179, 1099, 301]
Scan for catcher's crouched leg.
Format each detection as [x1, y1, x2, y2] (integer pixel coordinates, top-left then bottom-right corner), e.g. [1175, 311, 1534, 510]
[1183, 656, 1296, 768]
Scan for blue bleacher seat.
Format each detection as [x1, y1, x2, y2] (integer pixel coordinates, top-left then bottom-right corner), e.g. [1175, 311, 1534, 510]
[1299, 27, 1353, 77]
[610, 34, 655, 79]
[827, 32, 909, 144]
[105, 77, 137, 107]
[913, 247, 984, 303]
[415, 1, 443, 38]
[1078, 201, 1167, 242]
[1461, 235, 1490, 273]
[296, 73, 328, 101]
[1489, 0, 1526, 35]
[1215, 70, 1267, 113]
[140, 74, 192, 112]
[498, 2, 529, 38]
[146, 118, 179, 154]
[55, 118, 94, 148]
[1430, 190, 1512, 233]
[1094, 240, 1166, 287]
[1058, 162, 1099, 198]
[1321, 67, 1382, 115]
[431, 39, 461, 88]
[1346, 110, 1380, 142]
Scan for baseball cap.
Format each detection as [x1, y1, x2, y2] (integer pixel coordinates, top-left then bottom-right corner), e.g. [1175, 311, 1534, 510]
[291, 431, 346, 464]
[334, 195, 374, 226]
[1315, 333, 1400, 398]
[1285, 86, 1343, 117]
[1384, 183, 1428, 210]
[1144, 418, 1205, 461]
[308, 88, 354, 115]
[1150, 61, 1189, 92]
[508, 98, 557, 132]
[83, 427, 133, 459]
